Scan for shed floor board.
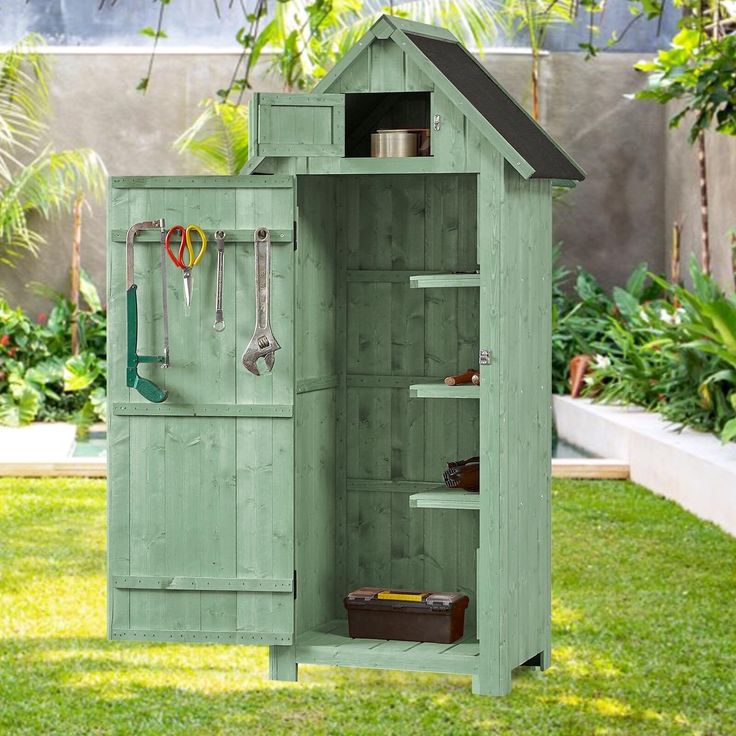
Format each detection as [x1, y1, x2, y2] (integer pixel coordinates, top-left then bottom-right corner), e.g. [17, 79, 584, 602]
[295, 618, 479, 675]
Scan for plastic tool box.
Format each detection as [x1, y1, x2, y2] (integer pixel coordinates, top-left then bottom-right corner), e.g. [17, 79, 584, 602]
[344, 588, 469, 644]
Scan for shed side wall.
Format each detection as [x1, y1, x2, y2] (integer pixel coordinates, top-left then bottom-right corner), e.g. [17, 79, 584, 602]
[501, 162, 553, 668]
[294, 176, 339, 633]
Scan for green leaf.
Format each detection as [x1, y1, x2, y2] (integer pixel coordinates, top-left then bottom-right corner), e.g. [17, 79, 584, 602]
[624, 262, 649, 299]
[25, 358, 64, 386]
[0, 387, 40, 427]
[79, 269, 102, 312]
[89, 386, 107, 422]
[721, 418, 736, 443]
[139, 27, 168, 39]
[612, 287, 640, 319]
[174, 99, 250, 175]
[136, 77, 150, 93]
[63, 353, 102, 392]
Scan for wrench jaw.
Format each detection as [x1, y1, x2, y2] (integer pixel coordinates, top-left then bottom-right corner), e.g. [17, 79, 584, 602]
[242, 333, 281, 376]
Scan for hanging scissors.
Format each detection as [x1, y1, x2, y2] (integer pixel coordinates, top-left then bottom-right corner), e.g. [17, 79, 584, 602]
[165, 224, 207, 309]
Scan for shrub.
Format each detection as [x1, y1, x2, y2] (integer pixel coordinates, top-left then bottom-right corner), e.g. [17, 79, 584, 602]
[0, 272, 106, 434]
[553, 257, 736, 443]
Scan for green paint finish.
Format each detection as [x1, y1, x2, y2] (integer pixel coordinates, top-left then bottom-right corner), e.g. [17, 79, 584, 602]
[250, 93, 345, 158]
[111, 175, 293, 189]
[409, 384, 479, 399]
[409, 490, 480, 510]
[337, 174, 480, 631]
[410, 273, 480, 288]
[110, 15, 558, 697]
[111, 228, 293, 243]
[107, 178, 295, 647]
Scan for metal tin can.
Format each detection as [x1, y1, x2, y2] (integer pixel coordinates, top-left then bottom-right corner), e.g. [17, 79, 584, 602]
[371, 128, 429, 158]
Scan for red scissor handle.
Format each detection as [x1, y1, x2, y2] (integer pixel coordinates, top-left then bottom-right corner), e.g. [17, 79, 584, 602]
[165, 225, 187, 269]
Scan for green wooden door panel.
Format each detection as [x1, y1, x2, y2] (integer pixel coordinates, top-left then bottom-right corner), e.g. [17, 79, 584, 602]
[250, 93, 345, 158]
[107, 177, 295, 646]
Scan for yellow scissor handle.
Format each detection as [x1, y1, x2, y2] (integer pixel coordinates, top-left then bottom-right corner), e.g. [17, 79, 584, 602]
[183, 225, 207, 268]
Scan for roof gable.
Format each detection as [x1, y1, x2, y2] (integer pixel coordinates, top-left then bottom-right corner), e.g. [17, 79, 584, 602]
[315, 15, 585, 181]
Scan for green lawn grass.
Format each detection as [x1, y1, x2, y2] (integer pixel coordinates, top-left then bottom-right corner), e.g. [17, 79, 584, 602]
[1, 478, 734, 735]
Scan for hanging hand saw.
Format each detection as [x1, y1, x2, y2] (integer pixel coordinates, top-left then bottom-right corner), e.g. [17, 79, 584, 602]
[126, 219, 169, 403]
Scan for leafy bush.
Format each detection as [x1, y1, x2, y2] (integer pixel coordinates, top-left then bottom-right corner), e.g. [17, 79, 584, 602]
[0, 272, 106, 434]
[553, 257, 736, 443]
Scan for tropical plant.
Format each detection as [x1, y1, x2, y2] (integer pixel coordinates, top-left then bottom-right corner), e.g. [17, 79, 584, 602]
[0, 272, 106, 434]
[174, 0, 506, 173]
[0, 34, 106, 265]
[174, 99, 251, 175]
[635, 23, 736, 275]
[497, 0, 576, 120]
[551, 261, 662, 393]
[554, 257, 736, 442]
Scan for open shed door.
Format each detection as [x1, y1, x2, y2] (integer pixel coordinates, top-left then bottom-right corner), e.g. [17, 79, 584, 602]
[107, 175, 295, 646]
[249, 93, 345, 157]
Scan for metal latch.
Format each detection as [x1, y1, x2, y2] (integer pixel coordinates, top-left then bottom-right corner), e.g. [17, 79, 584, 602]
[433, 114, 441, 131]
[479, 348, 492, 365]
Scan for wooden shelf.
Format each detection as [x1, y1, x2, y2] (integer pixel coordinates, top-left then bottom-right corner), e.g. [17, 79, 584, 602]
[409, 383, 479, 399]
[295, 619, 479, 675]
[409, 490, 479, 510]
[409, 273, 480, 289]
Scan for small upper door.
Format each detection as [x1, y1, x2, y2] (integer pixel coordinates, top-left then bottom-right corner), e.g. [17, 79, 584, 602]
[249, 92, 345, 157]
[107, 175, 296, 647]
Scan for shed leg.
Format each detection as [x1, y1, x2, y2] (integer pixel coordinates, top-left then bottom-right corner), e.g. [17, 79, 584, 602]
[269, 645, 298, 682]
[472, 669, 512, 696]
[540, 645, 551, 671]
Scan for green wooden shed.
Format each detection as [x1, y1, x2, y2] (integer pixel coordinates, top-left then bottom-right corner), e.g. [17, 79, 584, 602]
[107, 14, 585, 696]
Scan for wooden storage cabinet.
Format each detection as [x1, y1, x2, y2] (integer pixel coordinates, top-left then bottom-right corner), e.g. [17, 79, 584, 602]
[108, 15, 584, 696]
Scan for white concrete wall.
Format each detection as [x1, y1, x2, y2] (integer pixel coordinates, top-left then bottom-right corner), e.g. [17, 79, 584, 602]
[0, 50, 667, 315]
[554, 395, 736, 537]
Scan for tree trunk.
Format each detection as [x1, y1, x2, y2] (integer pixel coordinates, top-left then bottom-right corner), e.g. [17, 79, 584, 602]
[671, 220, 681, 284]
[70, 192, 84, 356]
[531, 51, 540, 121]
[697, 130, 710, 275]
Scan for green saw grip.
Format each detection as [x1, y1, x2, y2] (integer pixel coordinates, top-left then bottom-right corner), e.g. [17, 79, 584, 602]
[126, 285, 168, 403]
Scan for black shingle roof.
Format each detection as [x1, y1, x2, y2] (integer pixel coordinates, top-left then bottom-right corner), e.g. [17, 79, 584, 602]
[406, 33, 585, 181]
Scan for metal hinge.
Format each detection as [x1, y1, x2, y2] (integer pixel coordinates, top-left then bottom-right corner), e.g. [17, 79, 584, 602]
[433, 114, 441, 131]
[479, 348, 492, 365]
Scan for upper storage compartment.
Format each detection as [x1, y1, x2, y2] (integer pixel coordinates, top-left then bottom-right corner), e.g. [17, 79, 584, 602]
[248, 91, 434, 160]
[249, 93, 345, 157]
[345, 91, 431, 157]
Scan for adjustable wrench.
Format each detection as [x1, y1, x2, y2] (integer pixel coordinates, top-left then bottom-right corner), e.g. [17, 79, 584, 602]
[242, 227, 280, 375]
[213, 229, 226, 331]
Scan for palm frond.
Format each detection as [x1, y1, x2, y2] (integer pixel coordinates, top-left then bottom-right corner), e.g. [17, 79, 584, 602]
[0, 35, 107, 265]
[174, 99, 249, 175]
[0, 33, 50, 173]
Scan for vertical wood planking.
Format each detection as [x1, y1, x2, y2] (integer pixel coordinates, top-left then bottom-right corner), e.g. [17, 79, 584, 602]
[432, 90, 467, 171]
[476, 143, 508, 695]
[109, 179, 295, 646]
[333, 176, 353, 612]
[389, 176, 427, 591]
[405, 56, 433, 91]
[294, 177, 338, 633]
[235, 184, 294, 638]
[128, 187, 168, 632]
[341, 173, 479, 608]
[423, 174, 460, 599]
[369, 39, 406, 91]
[107, 184, 131, 633]
[198, 186, 238, 632]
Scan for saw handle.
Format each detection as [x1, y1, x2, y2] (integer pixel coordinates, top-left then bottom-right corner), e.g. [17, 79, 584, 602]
[126, 285, 168, 403]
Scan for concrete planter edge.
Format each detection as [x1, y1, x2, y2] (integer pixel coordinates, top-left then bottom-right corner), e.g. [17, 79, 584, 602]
[553, 395, 736, 538]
